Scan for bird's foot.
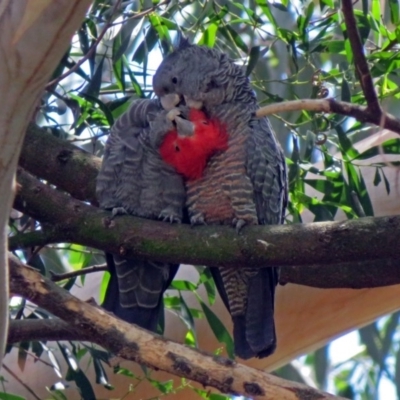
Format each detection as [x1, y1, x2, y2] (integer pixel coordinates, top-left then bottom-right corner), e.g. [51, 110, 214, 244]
[232, 218, 246, 233]
[190, 212, 207, 226]
[159, 207, 182, 224]
[111, 207, 128, 218]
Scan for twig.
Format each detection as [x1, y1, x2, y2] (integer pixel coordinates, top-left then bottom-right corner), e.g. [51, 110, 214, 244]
[46, 0, 123, 89]
[255, 99, 400, 135]
[111, 0, 170, 26]
[1, 364, 41, 400]
[8, 255, 345, 400]
[341, 0, 381, 115]
[45, 0, 169, 89]
[351, 191, 367, 218]
[50, 264, 108, 282]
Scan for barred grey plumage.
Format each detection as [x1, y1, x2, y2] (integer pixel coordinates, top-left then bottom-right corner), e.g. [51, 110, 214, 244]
[96, 98, 185, 331]
[153, 42, 288, 358]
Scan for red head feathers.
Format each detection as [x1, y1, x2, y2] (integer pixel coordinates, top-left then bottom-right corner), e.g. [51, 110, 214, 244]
[159, 109, 228, 180]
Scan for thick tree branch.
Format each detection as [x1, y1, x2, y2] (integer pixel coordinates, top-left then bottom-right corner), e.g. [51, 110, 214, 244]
[8, 319, 85, 344]
[19, 123, 100, 204]
[8, 255, 345, 400]
[12, 168, 400, 289]
[8, 229, 64, 251]
[280, 258, 400, 289]
[256, 99, 400, 135]
[341, 0, 381, 115]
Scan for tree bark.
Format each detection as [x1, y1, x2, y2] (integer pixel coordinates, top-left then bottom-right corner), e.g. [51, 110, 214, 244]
[12, 168, 400, 283]
[0, 0, 91, 369]
[8, 254, 346, 400]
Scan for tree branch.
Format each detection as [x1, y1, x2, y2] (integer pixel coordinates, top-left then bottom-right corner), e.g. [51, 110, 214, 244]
[341, 0, 381, 115]
[46, 0, 123, 89]
[8, 319, 85, 344]
[19, 123, 100, 204]
[8, 229, 65, 251]
[256, 99, 400, 135]
[12, 168, 400, 289]
[8, 254, 345, 400]
[50, 264, 107, 282]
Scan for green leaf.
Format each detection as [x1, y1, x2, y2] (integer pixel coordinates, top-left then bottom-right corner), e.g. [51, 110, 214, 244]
[373, 167, 381, 186]
[197, 296, 234, 358]
[256, 0, 278, 28]
[271, 2, 288, 12]
[83, 57, 105, 98]
[199, 268, 216, 305]
[389, 0, 400, 24]
[113, 17, 140, 62]
[371, 0, 381, 22]
[178, 294, 198, 346]
[381, 168, 391, 194]
[199, 23, 218, 48]
[341, 76, 351, 102]
[0, 393, 26, 400]
[164, 295, 181, 309]
[59, 344, 96, 400]
[170, 280, 197, 291]
[352, 138, 400, 160]
[112, 34, 125, 92]
[148, 378, 174, 394]
[336, 126, 359, 160]
[93, 357, 112, 389]
[246, 46, 260, 77]
[99, 271, 110, 305]
[132, 26, 158, 64]
[194, 388, 231, 400]
[148, 14, 171, 42]
[220, 25, 248, 52]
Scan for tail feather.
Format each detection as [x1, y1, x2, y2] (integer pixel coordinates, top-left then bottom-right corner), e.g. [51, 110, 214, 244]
[244, 267, 277, 357]
[210, 265, 277, 359]
[102, 253, 179, 333]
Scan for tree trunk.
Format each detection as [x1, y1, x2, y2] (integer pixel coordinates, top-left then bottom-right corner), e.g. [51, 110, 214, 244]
[0, 0, 91, 368]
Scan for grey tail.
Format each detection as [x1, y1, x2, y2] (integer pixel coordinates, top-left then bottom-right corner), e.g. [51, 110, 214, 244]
[210, 267, 278, 359]
[102, 253, 179, 333]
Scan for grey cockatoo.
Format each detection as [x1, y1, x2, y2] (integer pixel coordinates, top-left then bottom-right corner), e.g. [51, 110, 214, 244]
[96, 98, 185, 332]
[153, 41, 288, 359]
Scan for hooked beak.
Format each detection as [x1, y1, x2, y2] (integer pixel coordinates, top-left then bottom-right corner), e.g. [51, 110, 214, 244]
[175, 116, 195, 137]
[160, 94, 180, 111]
[160, 94, 203, 111]
[183, 96, 203, 109]
[166, 108, 195, 137]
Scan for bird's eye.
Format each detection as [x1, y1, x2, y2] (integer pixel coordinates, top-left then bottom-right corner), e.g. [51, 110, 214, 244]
[175, 145, 180, 152]
[202, 120, 209, 125]
[206, 78, 217, 92]
[172, 77, 178, 84]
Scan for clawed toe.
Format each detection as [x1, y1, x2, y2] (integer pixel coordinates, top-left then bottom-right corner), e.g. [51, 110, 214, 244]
[111, 207, 128, 218]
[190, 214, 207, 226]
[233, 218, 246, 233]
[159, 209, 182, 224]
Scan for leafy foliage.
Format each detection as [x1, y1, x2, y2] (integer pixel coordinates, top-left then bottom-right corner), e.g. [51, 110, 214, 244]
[4, 0, 400, 399]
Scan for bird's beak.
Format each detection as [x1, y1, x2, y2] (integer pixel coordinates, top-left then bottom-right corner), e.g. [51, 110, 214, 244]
[175, 116, 195, 137]
[160, 94, 180, 110]
[183, 96, 203, 109]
